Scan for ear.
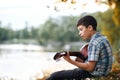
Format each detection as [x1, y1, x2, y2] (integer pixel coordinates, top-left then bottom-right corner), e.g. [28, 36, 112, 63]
[88, 25, 93, 31]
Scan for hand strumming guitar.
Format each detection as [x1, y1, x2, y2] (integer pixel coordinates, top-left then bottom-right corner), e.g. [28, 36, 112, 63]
[53, 43, 88, 62]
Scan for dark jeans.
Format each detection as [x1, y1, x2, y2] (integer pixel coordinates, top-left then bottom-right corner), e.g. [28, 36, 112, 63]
[46, 68, 94, 80]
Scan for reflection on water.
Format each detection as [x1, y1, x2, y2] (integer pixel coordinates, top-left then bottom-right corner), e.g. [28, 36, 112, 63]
[0, 45, 76, 80]
[0, 50, 52, 80]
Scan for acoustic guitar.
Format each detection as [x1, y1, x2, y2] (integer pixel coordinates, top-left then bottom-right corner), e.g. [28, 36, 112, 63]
[53, 43, 88, 62]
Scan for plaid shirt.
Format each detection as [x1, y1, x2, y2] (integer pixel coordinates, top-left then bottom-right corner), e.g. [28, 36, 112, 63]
[88, 32, 113, 76]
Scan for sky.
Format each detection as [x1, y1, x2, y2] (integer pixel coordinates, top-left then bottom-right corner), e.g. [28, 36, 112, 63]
[0, 0, 109, 30]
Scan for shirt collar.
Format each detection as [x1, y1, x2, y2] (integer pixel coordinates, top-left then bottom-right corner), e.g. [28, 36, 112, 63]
[90, 32, 100, 41]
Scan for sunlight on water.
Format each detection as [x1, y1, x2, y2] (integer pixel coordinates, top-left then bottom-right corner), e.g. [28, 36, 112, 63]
[0, 48, 76, 80]
[0, 51, 49, 80]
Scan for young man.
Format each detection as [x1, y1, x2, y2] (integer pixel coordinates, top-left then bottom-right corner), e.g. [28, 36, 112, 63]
[46, 15, 113, 80]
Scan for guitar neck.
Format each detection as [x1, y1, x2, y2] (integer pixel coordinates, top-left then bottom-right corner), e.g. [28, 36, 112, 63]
[68, 51, 81, 56]
[68, 51, 85, 60]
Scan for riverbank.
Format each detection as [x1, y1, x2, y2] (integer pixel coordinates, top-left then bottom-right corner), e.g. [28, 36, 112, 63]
[0, 44, 44, 51]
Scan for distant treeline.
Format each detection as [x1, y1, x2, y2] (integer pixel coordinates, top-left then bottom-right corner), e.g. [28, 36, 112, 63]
[0, 9, 120, 51]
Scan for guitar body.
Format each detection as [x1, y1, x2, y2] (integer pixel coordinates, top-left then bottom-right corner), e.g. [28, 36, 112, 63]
[69, 43, 88, 62]
[53, 43, 88, 62]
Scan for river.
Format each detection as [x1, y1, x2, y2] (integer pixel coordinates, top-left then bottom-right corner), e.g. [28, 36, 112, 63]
[0, 44, 76, 80]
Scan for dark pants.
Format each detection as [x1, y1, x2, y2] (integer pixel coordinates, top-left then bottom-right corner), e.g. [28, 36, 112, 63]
[46, 68, 94, 80]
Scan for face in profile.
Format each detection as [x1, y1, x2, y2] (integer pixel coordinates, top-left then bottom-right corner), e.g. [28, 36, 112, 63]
[77, 25, 93, 40]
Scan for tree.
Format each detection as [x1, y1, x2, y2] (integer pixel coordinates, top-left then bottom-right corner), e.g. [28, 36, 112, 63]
[30, 26, 38, 38]
[37, 18, 59, 45]
[53, 0, 120, 27]
[98, 0, 120, 26]
[94, 10, 120, 51]
[37, 16, 81, 46]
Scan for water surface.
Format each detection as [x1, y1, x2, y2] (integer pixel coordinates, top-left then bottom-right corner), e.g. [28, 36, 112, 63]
[0, 44, 76, 80]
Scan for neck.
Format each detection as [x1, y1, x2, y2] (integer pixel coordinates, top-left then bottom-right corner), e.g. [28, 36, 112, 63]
[90, 30, 97, 38]
[92, 30, 97, 35]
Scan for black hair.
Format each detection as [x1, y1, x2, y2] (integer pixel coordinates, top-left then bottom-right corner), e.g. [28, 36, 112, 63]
[76, 15, 97, 30]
